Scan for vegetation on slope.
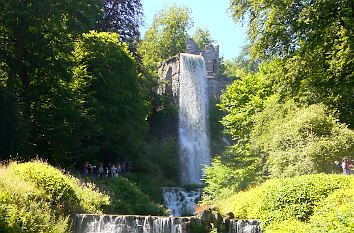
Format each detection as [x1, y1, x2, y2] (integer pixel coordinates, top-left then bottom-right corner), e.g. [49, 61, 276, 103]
[0, 160, 168, 233]
[0, 161, 109, 232]
[96, 177, 166, 216]
[210, 174, 353, 233]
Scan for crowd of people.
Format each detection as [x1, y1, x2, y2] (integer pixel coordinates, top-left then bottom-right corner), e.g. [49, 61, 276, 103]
[83, 161, 133, 179]
[335, 159, 353, 175]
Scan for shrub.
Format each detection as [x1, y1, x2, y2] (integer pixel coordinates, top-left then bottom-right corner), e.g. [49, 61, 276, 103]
[0, 161, 110, 233]
[0, 164, 69, 232]
[11, 161, 109, 214]
[310, 180, 354, 232]
[252, 101, 354, 178]
[258, 174, 351, 226]
[96, 176, 167, 216]
[211, 174, 353, 233]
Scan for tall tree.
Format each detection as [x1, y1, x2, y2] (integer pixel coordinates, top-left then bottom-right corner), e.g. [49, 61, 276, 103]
[192, 27, 215, 50]
[72, 31, 147, 163]
[96, 0, 143, 45]
[138, 5, 193, 74]
[0, 0, 101, 163]
[229, 0, 354, 126]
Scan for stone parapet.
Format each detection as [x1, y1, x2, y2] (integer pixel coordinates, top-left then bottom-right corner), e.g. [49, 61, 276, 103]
[74, 214, 262, 233]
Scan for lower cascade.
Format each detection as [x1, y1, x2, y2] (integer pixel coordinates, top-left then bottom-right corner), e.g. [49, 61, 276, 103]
[162, 187, 201, 217]
[74, 214, 262, 233]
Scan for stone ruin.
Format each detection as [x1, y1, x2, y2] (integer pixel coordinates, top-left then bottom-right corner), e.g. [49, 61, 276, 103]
[158, 38, 231, 104]
[186, 38, 220, 78]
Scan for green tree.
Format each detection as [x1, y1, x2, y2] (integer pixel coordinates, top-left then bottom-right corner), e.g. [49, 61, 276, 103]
[251, 98, 354, 178]
[0, 0, 101, 164]
[97, 0, 143, 45]
[138, 5, 193, 74]
[219, 62, 275, 142]
[203, 62, 276, 199]
[219, 44, 260, 79]
[192, 27, 215, 50]
[229, 0, 354, 126]
[72, 31, 147, 163]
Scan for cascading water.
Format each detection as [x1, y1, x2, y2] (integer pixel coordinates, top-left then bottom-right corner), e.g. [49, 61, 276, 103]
[74, 214, 262, 233]
[162, 187, 201, 217]
[178, 53, 210, 185]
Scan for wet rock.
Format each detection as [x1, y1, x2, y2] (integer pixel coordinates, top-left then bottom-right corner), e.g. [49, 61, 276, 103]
[199, 209, 213, 224]
[226, 212, 234, 219]
[217, 222, 227, 232]
[212, 211, 223, 226]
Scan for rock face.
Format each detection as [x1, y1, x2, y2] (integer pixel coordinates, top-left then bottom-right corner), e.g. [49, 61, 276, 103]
[73, 214, 262, 233]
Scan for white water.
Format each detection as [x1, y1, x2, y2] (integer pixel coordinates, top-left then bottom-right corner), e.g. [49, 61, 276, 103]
[74, 215, 190, 233]
[178, 53, 210, 185]
[162, 187, 201, 217]
[74, 214, 262, 233]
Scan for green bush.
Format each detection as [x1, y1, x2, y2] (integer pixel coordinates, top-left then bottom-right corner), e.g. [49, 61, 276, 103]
[11, 161, 109, 214]
[211, 174, 353, 233]
[0, 161, 110, 233]
[258, 174, 351, 226]
[252, 101, 354, 178]
[213, 180, 273, 219]
[310, 181, 354, 232]
[203, 146, 265, 200]
[96, 177, 167, 216]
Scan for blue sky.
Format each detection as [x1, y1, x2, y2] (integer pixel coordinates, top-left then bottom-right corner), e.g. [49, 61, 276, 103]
[140, 0, 248, 60]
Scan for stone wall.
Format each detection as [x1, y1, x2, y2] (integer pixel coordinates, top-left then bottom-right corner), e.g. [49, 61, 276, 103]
[158, 55, 181, 105]
[186, 38, 201, 55]
[158, 52, 231, 102]
[186, 38, 220, 79]
[207, 76, 230, 99]
[201, 44, 219, 79]
[74, 214, 262, 233]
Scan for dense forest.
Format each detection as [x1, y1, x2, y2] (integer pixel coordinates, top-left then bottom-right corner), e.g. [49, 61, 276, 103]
[0, 0, 353, 232]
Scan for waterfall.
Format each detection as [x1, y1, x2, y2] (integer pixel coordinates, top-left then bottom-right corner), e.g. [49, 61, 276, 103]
[74, 214, 262, 233]
[74, 215, 191, 233]
[162, 187, 201, 217]
[178, 53, 210, 185]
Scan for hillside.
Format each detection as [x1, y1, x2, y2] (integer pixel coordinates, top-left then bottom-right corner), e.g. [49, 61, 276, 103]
[0, 161, 166, 233]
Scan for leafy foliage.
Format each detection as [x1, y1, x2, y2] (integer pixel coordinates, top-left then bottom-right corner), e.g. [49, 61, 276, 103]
[11, 161, 109, 214]
[205, 55, 353, 194]
[212, 174, 353, 233]
[203, 147, 265, 200]
[96, 0, 143, 45]
[219, 45, 260, 78]
[138, 5, 193, 74]
[0, 0, 101, 165]
[252, 100, 354, 178]
[96, 177, 167, 216]
[209, 97, 228, 158]
[0, 161, 109, 232]
[72, 31, 147, 164]
[219, 61, 276, 142]
[192, 27, 215, 50]
[229, 0, 354, 126]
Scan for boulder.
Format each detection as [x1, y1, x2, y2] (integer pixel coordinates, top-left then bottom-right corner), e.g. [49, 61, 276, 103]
[212, 211, 223, 226]
[199, 209, 213, 224]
